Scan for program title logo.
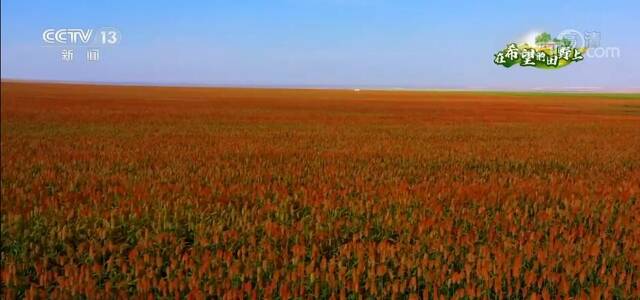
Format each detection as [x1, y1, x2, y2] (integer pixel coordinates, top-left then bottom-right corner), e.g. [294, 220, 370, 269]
[494, 31, 586, 69]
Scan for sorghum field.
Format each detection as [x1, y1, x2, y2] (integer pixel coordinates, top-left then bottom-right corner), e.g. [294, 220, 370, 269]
[1, 82, 639, 299]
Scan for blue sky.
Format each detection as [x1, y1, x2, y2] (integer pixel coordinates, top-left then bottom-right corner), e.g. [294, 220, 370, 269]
[1, 0, 639, 91]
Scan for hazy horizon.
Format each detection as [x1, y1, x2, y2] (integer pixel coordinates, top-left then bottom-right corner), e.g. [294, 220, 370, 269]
[3, 78, 640, 94]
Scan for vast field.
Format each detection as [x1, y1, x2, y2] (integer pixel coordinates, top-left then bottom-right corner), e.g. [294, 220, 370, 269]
[1, 82, 639, 299]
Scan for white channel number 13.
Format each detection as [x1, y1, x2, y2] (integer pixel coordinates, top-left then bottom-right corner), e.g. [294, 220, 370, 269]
[100, 30, 119, 45]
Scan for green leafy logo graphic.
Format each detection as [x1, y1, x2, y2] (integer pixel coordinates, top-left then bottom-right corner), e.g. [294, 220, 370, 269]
[494, 32, 586, 69]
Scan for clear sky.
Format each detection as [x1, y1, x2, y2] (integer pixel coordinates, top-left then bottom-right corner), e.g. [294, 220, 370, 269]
[1, 0, 639, 91]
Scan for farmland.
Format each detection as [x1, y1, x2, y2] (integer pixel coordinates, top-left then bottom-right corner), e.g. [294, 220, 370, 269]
[1, 82, 639, 298]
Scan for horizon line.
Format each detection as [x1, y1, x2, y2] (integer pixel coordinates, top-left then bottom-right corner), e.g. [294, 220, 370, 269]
[2, 78, 639, 94]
